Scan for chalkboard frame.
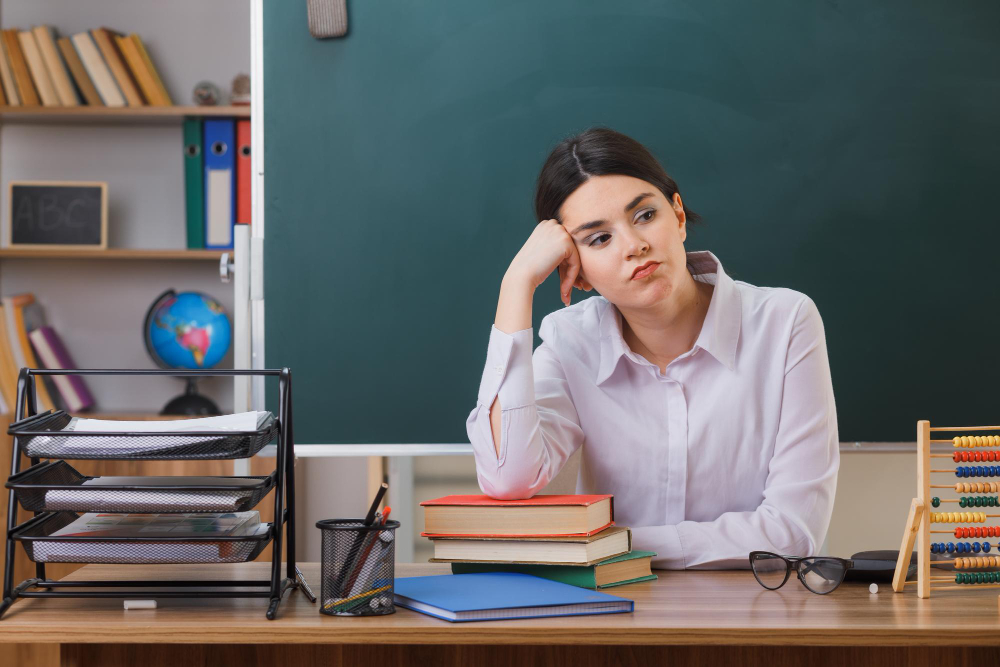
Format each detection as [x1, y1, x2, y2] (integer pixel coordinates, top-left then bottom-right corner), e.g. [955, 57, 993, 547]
[7, 180, 108, 250]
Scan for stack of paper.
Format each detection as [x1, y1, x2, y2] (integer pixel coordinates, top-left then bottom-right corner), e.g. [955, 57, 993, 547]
[27, 411, 270, 457]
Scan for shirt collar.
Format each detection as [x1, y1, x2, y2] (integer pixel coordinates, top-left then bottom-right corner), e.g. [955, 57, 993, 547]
[595, 250, 742, 385]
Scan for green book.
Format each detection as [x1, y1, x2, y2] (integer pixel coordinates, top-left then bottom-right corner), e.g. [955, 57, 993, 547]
[183, 117, 205, 249]
[450, 550, 657, 590]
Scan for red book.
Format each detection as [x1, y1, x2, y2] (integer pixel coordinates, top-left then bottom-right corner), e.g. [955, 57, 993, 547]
[236, 119, 251, 224]
[421, 494, 614, 538]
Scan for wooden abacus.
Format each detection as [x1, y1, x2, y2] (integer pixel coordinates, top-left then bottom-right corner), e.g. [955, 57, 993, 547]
[892, 420, 1000, 605]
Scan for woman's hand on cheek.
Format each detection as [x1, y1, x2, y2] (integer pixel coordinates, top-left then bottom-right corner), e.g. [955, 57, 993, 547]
[504, 219, 582, 307]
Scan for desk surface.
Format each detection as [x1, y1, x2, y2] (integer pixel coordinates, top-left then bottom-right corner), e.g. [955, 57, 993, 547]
[0, 562, 998, 646]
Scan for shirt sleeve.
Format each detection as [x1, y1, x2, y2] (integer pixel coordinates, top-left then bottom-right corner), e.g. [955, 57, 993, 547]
[631, 297, 840, 569]
[466, 321, 585, 500]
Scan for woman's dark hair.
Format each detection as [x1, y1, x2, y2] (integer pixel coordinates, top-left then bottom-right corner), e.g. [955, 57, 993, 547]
[534, 127, 700, 226]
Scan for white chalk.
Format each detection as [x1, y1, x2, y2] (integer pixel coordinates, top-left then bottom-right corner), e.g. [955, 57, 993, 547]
[124, 599, 157, 610]
[869, 583, 878, 594]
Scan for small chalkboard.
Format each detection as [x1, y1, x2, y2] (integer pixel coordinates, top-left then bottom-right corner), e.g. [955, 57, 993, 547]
[7, 181, 107, 249]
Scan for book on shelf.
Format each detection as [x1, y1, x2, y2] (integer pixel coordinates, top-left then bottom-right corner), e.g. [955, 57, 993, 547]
[450, 550, 658, 590]
[57, 36, 102, 106]
[130, 33, 171, 105]
[0, 304, 19, 411]
[0, 31, 19, 106]
[71, 31, 124, 107]
[428, 524, 632, 565]
[0, 25, 174, 109]
[4, 29, 40, 106]
[420, 494, 614, 537]
[32, 26, 79, 106]
[17, 29, 59, 107]
[115, 33, 172, 106]
[90, 27, 144, 106]
[115, 32, 158, 106]
[28, 325, 95, 412]
[1, 294, 57, 411]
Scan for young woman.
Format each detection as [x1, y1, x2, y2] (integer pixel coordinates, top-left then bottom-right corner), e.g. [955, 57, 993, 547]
[466, 128, 839, 569]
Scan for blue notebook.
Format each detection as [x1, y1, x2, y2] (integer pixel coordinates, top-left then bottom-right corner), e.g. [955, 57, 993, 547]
[392, 572, 634, 622]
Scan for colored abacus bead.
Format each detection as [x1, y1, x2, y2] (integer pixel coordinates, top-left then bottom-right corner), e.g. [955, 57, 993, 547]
[947, 542, 956, 553]
[932, 497, 941, 508]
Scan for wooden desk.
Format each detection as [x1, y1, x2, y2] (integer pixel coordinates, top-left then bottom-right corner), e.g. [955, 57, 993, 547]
[1, 562, 999, 666]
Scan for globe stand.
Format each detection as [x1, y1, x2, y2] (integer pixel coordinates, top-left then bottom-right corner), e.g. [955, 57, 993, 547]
[161, 377, 220, 416]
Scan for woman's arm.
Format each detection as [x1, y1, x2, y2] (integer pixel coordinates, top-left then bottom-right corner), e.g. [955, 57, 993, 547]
[468, 220, 587, 498]
[631, 297, 839, 568]
[489, 275, 536, 457]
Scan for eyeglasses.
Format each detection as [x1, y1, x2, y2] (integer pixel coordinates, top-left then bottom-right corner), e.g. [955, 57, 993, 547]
[749, 551, 854, 595]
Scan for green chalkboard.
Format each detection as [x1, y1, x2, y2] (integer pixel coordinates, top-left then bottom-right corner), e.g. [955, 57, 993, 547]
[264, 0, 1000, 444]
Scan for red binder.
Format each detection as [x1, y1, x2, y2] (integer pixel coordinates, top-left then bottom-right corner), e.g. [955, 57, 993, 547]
[236, 119, 251, 224]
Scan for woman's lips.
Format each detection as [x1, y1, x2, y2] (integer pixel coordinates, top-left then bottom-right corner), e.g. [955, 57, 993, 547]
[631, 262, 660, 280]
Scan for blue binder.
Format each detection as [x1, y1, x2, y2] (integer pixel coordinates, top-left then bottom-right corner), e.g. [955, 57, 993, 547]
[203, 119, 235, 249]
[392, 572, 634, 622]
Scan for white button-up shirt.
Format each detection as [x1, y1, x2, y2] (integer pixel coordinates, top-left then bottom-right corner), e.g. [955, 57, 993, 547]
[466, 251, 839, 569]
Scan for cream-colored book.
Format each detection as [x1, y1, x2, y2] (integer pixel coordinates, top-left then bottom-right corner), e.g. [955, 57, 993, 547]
[18, 30, 58, 106]
[430, 526, 632, 565]
[71, 32, 124, 107]
[32, 26, 78, 106]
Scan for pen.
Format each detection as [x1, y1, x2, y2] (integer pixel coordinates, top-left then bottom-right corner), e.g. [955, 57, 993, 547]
[338, 483, 389, 596]
[342, 506, 395, 599]
[342, 511, 386, 596]
[364, 483, 388, 525]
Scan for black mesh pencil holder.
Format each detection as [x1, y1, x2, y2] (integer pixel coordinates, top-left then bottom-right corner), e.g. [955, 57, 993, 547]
[317, 518, 399, 616]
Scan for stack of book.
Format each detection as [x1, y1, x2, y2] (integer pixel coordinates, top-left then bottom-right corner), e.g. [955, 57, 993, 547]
[420, 494, 656, 590]
[0, 292, 94, 415]
[0, 25, 172, 108]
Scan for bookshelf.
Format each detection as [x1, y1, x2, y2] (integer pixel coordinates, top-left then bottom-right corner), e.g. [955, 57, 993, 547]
[0, 5, 260, 655]
[0, 0, 249, 414]
[0, 248, 225, 260]
[0, 105, 250, 125]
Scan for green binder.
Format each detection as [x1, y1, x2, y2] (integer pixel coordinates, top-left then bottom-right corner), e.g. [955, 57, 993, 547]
[183, 117, 205, 249]
[450, 550, 657, 590]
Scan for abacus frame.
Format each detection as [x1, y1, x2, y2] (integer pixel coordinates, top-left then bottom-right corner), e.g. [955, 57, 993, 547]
[892, 420, 1000, 600]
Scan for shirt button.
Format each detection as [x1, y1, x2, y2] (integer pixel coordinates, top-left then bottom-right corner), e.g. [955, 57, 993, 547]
[495, 365, 504, 375]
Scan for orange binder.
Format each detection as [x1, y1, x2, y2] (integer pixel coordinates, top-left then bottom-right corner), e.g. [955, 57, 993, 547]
[236, 119, 251, 225]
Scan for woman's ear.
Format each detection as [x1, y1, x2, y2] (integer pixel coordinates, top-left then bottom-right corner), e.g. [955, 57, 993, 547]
[673, 192, 687, 243]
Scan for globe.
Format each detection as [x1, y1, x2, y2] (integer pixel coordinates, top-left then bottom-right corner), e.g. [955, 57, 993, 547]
[144, 290, 231, 369]
[143, 290, 231, 415]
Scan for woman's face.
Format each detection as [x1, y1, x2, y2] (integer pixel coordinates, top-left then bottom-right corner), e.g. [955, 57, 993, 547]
[559, 174, 689, 311]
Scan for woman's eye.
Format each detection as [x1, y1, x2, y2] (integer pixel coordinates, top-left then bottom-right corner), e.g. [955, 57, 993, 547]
[588, 233, 611, 247]
[637, 209, 655, 223]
